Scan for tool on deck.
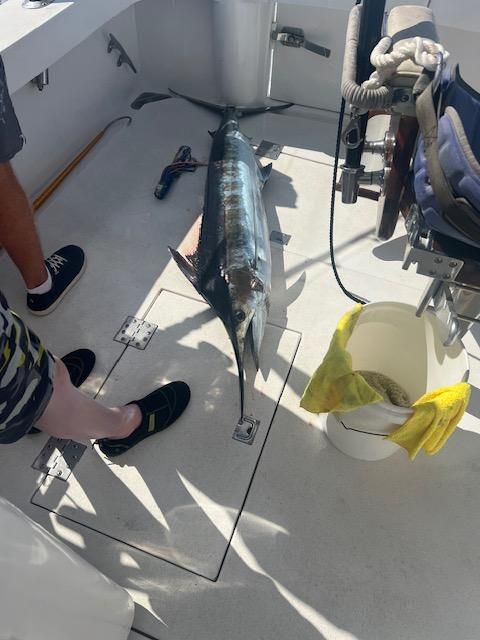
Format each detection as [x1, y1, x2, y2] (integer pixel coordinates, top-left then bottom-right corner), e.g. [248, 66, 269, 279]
[33, 116, 132, 211]
[154, 145, 204, 200]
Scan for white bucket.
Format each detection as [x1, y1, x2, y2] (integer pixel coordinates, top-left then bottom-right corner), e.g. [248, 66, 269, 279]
[324, 302, 470, 461]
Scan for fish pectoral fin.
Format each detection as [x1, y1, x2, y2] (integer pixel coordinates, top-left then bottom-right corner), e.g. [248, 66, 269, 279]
[260, 163, 273, 185]
[169, 247, 199, 289]
[248, 325, 260, 371]
[248, 309, 267, 371]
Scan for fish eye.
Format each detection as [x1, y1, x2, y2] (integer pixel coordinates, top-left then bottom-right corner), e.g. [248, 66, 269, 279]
[234, 310, 246, 323]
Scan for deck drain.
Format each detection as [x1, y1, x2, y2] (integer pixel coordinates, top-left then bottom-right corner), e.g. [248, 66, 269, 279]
[114, 315, 157, 350]
[256, 140, 283, 160]
[233, 416, 260, 445]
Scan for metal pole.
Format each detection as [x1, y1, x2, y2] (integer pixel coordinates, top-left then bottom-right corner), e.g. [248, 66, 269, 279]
[343, 0, 386, 202]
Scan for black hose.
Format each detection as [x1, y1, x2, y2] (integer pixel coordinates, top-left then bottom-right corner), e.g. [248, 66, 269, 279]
[329, 98, 367, 305]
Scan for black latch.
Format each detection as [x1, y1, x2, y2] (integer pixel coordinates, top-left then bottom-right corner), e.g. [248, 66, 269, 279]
[273, 26, 331, 58]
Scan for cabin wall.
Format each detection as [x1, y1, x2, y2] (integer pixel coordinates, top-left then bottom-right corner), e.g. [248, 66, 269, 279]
[269, 0, 480, 111]
[134, 0, 219, 100]
[7, 0, 480, 200]
[9, 7, 140, 198]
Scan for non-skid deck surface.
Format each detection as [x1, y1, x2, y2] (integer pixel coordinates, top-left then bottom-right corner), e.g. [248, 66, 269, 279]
[33, 290, 299, 579]
[1, 98, 480, 640]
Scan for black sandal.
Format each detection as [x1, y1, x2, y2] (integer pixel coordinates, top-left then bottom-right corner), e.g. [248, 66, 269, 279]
[95, 381, 191, 458]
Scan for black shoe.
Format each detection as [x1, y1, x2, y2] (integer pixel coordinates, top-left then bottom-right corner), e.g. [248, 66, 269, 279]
[29, 348, 96, 434]
[27, 245, 86, 315]
[95, 381, 191, 458]
[61, 349, 96, 387]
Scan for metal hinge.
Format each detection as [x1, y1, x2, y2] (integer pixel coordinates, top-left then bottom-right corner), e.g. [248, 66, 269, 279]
[114, 315, 157, 350]
[272, 26, 331, 58]
[32, 438, 86, 481]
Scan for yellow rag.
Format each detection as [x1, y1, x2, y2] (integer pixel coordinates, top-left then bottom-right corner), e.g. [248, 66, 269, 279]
[300, 304, 471, 460]
[386, 383, 471, 460]
[300, 304, 383, 413]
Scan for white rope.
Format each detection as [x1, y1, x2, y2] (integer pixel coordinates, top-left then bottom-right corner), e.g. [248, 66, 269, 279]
[362, 36, 450, 91]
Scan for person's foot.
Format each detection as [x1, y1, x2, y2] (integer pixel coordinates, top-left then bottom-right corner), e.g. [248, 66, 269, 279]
[95, 381, 191, 458]
[29, 349, 96, 434]
[60, 349, 96, 387]
[27, 245, 85, 315]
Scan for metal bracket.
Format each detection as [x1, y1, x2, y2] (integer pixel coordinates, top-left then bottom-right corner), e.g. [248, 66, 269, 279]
[114, 315, 157, 350]
[233, 416, 260, 445]
[32, 438, 86, 481]
[270, 230, 291, 246]
[272, 26, 330, 58]
[392, 87, 413, 106]
[403, 245, 463, 281]
[358, 170, 384, 187]
[22, 0, 55, 8]
[107, 33, 137, 73]
[32, 69, 49, 92]
[342, 116, 363, 150]
[256, 140, 283, 160]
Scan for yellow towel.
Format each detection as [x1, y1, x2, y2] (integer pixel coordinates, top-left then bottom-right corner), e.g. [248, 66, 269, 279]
[300, 305, 471, 460]
[300, 305, 383, 413]
[386, 383, 471, 460]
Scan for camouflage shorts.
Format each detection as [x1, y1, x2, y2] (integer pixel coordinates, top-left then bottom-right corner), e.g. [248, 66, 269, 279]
[0, 291, 54, 444]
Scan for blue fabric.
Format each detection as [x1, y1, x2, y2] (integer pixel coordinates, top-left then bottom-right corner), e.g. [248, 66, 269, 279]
[414, 65, 480, 246]
[0, 291, 54, 444]
[444, 67, 480, 165]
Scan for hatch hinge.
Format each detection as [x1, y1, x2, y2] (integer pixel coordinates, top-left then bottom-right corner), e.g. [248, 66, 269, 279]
[32, 438, 86, 481]
[114, 315, 157, 350]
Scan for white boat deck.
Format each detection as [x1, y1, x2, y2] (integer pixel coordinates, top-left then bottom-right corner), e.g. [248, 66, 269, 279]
[1, 98, 480, 640]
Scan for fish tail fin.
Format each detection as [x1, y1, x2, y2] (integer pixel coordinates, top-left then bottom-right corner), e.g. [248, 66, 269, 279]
[169, 88, 226, 114]
[168, 247, 199, 289]
[237, 103, 294, 118]
[169, 88, 293, 118]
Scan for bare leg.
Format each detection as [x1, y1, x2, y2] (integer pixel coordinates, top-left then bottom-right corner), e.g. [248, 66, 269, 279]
[0, 161, 48, 289]
[37, 359, 142, 440]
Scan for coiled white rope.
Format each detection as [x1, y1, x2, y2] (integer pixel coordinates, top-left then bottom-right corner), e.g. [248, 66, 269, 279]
[362, 36, 450, 91]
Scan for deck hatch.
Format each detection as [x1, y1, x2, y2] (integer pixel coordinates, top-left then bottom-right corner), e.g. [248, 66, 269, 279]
[32, 291, 300, 579]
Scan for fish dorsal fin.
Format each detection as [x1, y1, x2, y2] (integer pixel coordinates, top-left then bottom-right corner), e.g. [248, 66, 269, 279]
[260, 162, 273, 186]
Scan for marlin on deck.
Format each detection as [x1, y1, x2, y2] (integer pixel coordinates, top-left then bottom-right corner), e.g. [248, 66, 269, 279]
[168, 89, 292, 416]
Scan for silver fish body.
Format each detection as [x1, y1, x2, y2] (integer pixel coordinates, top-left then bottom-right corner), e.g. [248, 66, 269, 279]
[169, 99, 285, 417]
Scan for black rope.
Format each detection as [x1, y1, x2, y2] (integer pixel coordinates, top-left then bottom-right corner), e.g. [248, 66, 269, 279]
[329, 98, 367, 305]
[154, 145, 206, 200]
